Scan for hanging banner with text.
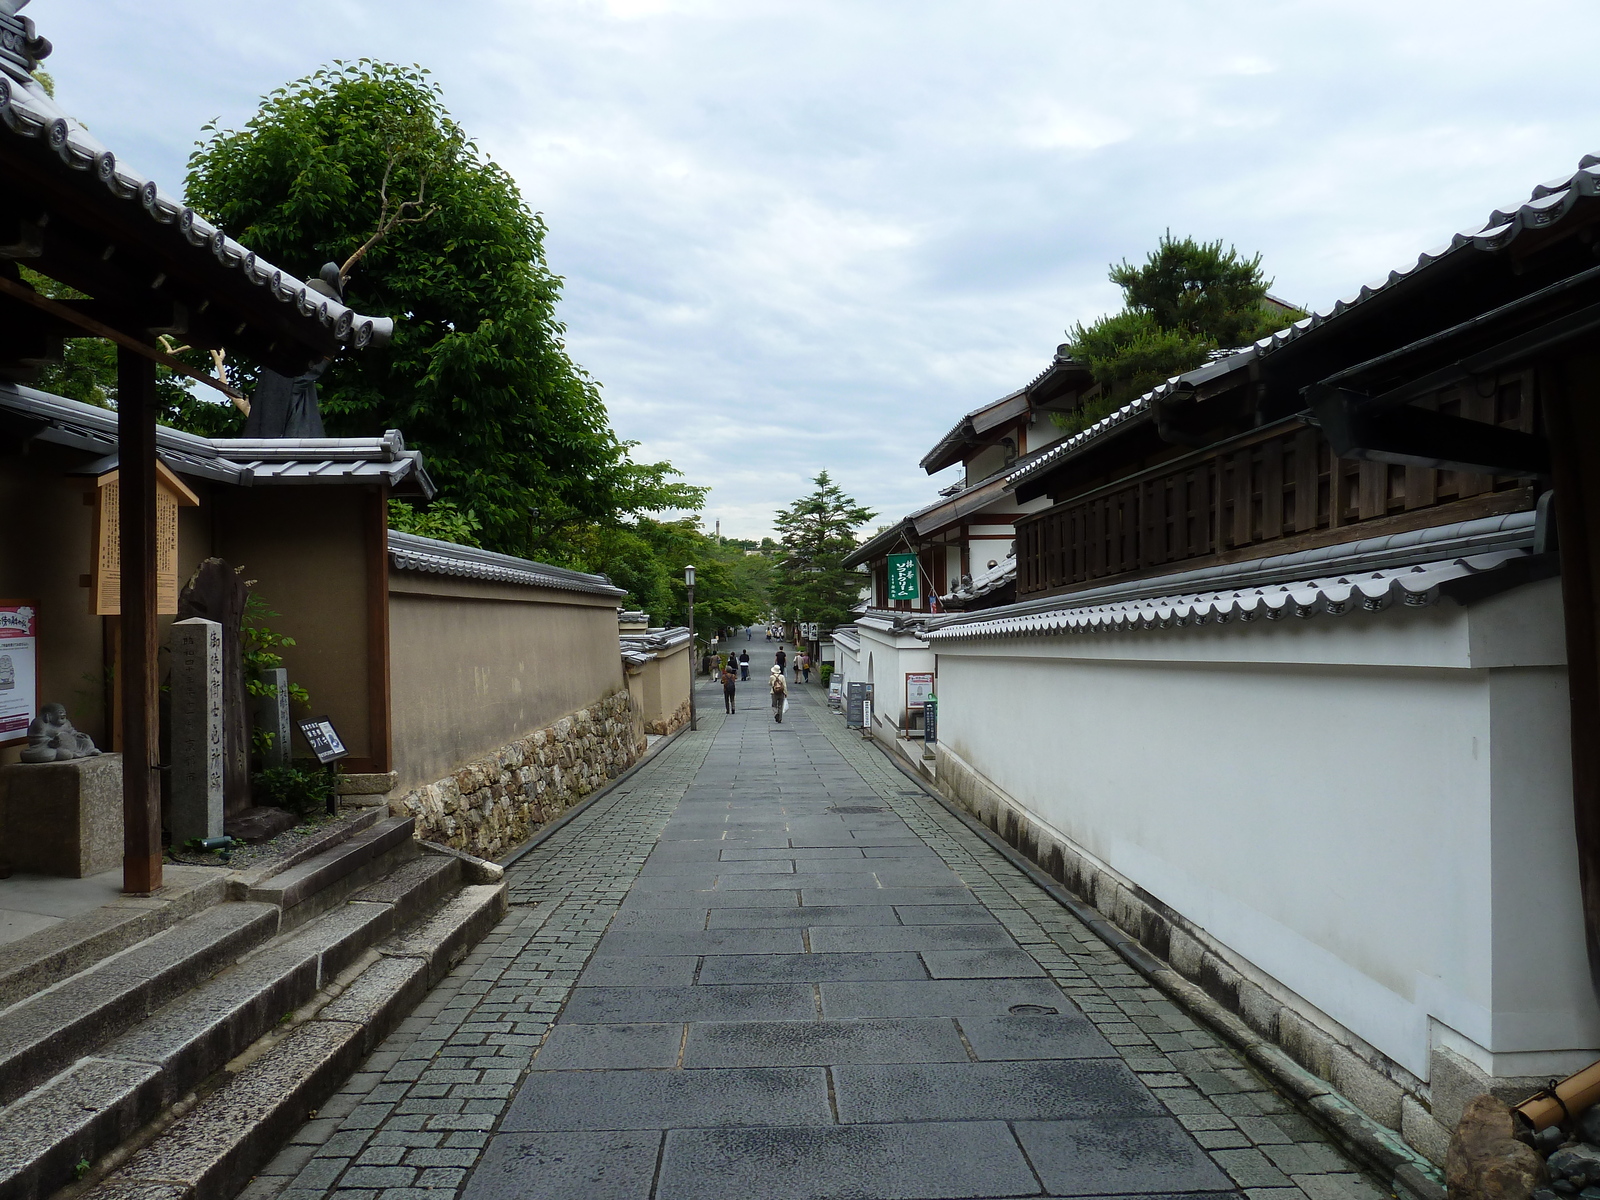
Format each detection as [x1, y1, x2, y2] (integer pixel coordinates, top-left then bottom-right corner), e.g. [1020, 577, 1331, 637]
[886, 553, 920, 601]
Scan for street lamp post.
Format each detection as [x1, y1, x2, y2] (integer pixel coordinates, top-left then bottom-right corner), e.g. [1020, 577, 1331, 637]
[685, 564, 698, 732]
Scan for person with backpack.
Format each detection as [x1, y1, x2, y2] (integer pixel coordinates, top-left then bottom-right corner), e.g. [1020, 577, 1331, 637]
[721, 662, 739, 714]
[800, 652, 811, 684]
[769, 665, 788, 722]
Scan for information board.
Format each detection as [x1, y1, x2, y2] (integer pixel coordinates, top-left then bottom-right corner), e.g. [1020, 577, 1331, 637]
[923, 695, 938, 746]
[0, 601, 38, 746]
[905, 671, 935, 711]
[886, 553, 920, 601]
[297, 716, 349, 764]
[846, 681, 873, 729]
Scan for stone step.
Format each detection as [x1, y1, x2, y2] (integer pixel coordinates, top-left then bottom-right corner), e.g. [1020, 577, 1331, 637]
[87, 884, 507, 1200]
[0, 902, 280, 1110]
[0, 866, 231, 1013]
[0, 812, 388, 1017]
[243, 817, 418, 932]
[0, 856, 472, 1200]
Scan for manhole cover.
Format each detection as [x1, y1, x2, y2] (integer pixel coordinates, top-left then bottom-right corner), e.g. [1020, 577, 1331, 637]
[1008, 1004, 1059, 1016]
[829, 806, 887, 814]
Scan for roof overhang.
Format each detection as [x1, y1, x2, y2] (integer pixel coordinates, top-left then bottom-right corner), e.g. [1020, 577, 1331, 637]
[0, 17, 394, 382]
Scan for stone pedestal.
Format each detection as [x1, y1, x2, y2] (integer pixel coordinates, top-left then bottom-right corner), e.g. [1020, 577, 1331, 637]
[255, 667, 291, 769]
[171, 617, 224, 845]
[0, 754, 123, 877]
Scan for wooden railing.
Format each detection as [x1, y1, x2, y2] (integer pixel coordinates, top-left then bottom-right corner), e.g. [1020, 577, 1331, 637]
[1015, 378, 1535, 598]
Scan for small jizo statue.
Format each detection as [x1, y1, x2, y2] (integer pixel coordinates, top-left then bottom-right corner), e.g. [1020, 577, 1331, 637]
[20, 703, 101, 762]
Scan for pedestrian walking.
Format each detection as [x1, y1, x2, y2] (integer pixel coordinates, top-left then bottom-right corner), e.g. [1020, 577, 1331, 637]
[792, 656, 802, 684]
[770, 666, 788, 722]
[800, 652, 811, 683]
[775, 647, 787, 673]
[721, 663, 738, 714]
[739, 650, 750, 680]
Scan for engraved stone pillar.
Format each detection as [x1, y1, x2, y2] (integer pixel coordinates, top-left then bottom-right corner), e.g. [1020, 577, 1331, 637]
[256, 667, 291, 769]
[171, 617, 224, 844]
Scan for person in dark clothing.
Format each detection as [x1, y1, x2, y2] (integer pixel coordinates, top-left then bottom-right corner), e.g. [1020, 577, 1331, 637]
[775, 648, 787, 673]
[739, 650, 750, 680]
[721, 664, 738, 714]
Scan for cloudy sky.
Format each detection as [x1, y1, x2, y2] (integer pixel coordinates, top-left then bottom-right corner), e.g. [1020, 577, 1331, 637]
[36, 0, 1600, 537]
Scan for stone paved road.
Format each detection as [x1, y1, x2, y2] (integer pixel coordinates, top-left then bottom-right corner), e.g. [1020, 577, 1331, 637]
[258, 644, 1390, 1200]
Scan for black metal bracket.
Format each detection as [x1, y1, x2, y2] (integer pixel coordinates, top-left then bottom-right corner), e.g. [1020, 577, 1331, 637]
[1307, 385, 1550, 477]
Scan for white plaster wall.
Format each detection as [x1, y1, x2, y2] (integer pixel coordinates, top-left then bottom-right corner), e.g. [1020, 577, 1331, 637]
[931, 579, 1588, 1079]
[857, 623, 937, 737]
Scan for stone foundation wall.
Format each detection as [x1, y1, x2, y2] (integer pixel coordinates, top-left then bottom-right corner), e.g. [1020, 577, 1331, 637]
[645, 699, 690, 737]
[396, 691, 645, 861]
[934, 741, 1459, 1169]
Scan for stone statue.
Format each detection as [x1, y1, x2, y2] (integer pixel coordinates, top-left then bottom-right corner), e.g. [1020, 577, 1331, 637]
[242, 262, 342, 439]
[20, 703, 101, 762]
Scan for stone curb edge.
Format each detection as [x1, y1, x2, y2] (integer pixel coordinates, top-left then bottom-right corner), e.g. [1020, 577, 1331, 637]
[497, 720, 693, 869]
[867, 736, 1447, 1200]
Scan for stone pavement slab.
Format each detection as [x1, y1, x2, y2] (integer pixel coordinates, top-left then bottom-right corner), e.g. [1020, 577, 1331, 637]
[261, 649, 1389, 1200]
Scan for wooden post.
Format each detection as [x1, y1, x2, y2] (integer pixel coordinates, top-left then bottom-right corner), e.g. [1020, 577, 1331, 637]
[118, 347, 162, 894]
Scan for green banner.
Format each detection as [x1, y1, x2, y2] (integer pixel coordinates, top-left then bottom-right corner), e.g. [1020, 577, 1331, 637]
[886, 553, 920, 601]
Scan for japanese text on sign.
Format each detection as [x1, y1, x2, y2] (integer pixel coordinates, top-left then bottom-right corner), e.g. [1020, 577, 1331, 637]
[886, 553, 919, 601]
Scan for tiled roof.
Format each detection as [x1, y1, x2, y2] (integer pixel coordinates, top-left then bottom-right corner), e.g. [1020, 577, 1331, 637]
[0, 383, 434, 494]
[0, 57, 395, 352]
[1003, 347, 1258, 492]
[1254, 155, 1600, 360]
[388, 531, 626, 598]
[942, 554, 1016, 605]
[1005, 156, 1600, 494]
[923, 509, 1538, 643]
[828, 625, 861, 653]
[924, 550, 1533, 641]
[620, 627, 692, 664]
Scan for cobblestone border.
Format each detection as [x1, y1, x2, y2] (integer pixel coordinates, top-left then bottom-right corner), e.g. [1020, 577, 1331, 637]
[790, 685, 1402, 1200]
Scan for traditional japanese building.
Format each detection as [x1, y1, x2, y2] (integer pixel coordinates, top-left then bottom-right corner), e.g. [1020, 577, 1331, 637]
[911, 156, 1600, 1168]
[843, 347, 1095, 613]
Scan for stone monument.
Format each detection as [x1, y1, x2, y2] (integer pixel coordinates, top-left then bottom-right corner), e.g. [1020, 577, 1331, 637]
[255, 666, 291, 769]
[170, 617, 224, 844]
[176, 559, 249, 813]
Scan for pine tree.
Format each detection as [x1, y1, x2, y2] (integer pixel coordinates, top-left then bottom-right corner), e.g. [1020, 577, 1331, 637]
[771, 472, 875, 630]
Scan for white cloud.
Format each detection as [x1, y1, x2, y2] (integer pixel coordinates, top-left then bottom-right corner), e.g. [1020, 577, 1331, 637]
[32, 0, 1600, 537]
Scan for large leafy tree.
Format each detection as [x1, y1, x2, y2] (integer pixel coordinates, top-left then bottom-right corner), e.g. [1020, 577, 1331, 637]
[771, 472, 875, 630]
[183, 61, 699, 561]
[1062, 234, 1305, 432]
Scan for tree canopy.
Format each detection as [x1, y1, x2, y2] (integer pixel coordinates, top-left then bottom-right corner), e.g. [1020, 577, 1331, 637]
[183, 60, 701, 561]
[1062, 234, 1306, 432]
[770, 472, 875, 630]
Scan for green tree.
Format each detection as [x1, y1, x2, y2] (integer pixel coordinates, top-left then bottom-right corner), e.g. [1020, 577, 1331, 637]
[183, 61, 699, 562]
[568, 517, 769, 639]
[1062, 233, 1306, 432]
[771, 472, 875, 631]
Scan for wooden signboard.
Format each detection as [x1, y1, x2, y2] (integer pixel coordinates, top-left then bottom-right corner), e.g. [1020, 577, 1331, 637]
[92, 462, 199, 616]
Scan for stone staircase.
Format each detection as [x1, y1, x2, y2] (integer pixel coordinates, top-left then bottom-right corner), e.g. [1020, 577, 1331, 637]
[0, 815, 506, 1200]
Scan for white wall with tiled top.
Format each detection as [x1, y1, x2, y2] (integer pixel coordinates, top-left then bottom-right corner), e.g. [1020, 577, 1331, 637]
[929, 577, 1589, 1083]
